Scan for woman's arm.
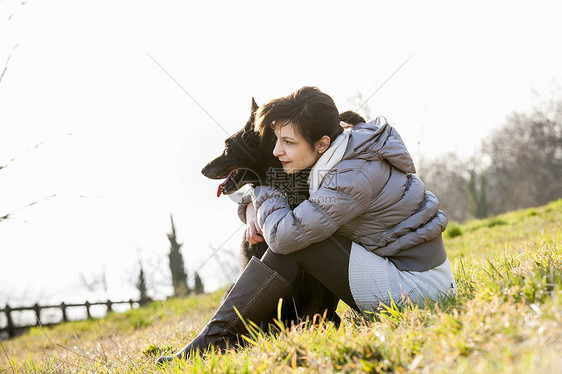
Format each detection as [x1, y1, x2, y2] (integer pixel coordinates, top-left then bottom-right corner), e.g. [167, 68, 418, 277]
[245, 202, 264, 244]
[237, 187, 254, 224]
[254, 168, 372, 254]
[237, 186, 264, 244]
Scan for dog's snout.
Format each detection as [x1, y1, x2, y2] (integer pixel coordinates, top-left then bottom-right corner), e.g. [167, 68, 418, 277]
[201, 163, 216, 177]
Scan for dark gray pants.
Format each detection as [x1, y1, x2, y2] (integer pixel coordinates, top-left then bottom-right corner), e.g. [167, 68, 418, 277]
[261, 234, 359, 311]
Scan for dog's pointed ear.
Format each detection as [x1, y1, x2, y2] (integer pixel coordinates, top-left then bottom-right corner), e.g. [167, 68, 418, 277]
[251, 97, 259, 113]
[245, 98, 260, 133]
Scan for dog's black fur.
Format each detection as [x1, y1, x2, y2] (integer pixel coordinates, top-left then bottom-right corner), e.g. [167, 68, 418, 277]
[201, 99, 340, 326]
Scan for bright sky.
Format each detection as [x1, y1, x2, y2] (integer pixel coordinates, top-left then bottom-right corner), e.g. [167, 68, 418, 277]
[1, 0, 561, 306]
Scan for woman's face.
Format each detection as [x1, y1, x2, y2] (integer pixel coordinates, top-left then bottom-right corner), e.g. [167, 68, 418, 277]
[273, 122, 322, 174]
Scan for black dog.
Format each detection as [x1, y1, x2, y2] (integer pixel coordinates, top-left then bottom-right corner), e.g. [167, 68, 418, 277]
[201, 99, 340, 327]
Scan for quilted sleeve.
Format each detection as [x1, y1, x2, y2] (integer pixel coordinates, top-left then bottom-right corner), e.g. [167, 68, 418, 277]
[254, 168, 372, 254]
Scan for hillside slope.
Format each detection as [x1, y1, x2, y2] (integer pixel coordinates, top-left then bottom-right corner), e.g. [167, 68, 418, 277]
[2, 200, 561, 373]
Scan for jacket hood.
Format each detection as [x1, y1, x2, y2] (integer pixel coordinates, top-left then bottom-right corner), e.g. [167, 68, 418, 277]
[343, 116, 416, 174]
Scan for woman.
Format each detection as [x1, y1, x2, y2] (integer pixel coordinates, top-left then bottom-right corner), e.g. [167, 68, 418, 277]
[157, 86, 455, 364]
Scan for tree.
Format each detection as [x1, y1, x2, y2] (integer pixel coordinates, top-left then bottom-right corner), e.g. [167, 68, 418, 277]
[466, 169, 488, 219]
[418, 152, 472, 222]
[136, 262, 151, 304]
[79, 265, 108, 297]
[193, 272, 204, 295]
[167, 214, 189, 297]
[346, 90, 373, 121]
[420, 89, 562, 221]
[483, 95, 562, 215]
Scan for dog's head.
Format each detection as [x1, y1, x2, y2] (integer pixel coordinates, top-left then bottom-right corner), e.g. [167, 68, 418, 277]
[201, 98, 281, 196]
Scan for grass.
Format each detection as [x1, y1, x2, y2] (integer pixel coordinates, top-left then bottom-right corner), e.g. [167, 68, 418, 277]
[1, 199, 561, 373]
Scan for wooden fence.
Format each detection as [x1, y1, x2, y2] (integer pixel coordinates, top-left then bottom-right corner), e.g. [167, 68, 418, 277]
[0, 298, 151, 339]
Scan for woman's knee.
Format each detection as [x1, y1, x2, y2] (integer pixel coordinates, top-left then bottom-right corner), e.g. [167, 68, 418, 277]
[261, 248, 297, 268]
[305, 234, 352, 255]
[261, 248, 300, 281]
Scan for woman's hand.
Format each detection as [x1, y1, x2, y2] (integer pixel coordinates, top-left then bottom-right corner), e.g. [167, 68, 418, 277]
[245, 202, 264, 244]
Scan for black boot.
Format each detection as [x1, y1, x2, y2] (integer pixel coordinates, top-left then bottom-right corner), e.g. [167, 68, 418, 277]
[156, 257, 292, 365]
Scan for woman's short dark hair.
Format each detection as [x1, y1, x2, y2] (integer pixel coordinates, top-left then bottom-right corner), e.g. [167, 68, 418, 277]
[255, 86, 365, 148]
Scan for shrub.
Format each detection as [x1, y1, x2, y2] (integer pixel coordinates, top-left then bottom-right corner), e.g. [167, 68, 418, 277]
[444, 222, 463, 238]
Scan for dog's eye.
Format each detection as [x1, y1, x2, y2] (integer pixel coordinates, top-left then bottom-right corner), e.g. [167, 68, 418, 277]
[223, 148, 228, 155]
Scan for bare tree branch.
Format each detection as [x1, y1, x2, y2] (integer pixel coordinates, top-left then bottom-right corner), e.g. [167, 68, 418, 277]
[0, 43, 19, 84]
[79, 265, 108, 296]
[0, 141, 44, 170]
[0, 193, 56, 221]
[209, 245, 238, 284]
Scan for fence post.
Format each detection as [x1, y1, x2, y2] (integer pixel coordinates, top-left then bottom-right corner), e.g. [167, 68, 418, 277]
[61, 302, 68, 322]
[5, 304, 15, 338]
[1, 298, 153, 338]
[85, 301, 91, 319]
[33, 303, 41, 326]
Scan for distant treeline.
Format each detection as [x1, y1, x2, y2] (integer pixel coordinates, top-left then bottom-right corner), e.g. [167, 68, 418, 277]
[419, 92, 562, 222]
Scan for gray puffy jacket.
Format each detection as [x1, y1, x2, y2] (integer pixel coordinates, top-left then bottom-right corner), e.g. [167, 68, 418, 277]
[251, 117, 448, 272]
